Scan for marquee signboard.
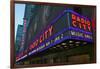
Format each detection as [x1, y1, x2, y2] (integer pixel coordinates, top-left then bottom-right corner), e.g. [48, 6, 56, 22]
[67, 10, 92, 41]
[16, 10, 93, 62]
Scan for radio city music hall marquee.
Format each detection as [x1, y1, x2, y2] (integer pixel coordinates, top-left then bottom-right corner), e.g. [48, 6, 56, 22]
[16, 10, 93, 62]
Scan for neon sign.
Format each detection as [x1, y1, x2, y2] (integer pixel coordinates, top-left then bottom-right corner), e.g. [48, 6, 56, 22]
[16, 25, 54, 61]
[29, 26, 53, 51]
[70, 30, 92, 39]
[71, 13, 91, 32]
[16, 9, 93, 62]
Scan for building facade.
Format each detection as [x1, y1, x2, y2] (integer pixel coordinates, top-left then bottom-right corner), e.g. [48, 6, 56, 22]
[15, 25, 23, 55]
[16, 4, 96, 65]
[19, 4, 35, 53]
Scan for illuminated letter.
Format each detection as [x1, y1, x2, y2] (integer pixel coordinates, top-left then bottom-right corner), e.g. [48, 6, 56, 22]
[40, 35, 43, 43]
[86, 20, 91, 25]
[72, 14, 76, 20]
[79, 23, 82, 28]
[49, 26, 53, 36]
[88, 25, 91, 31]
[45, 30, 48, 39]
[29, 44, 34, 51]
[81, 18, 85, 24]
[83, 24, 86, 30]
[86, 20, 91, 31]
[72, 21, 77, 27]
[77, 16, 81, 22]
[35, 39, 39, 46]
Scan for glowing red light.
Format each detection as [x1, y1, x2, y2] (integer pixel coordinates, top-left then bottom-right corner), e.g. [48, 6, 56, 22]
[29, 26, 53, 51]
[71, 13, 91, 32]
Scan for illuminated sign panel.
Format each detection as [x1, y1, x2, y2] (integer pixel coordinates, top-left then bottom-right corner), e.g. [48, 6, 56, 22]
[27, 13, 69, 56]
[16, 10, 93, 62]
[29, 26, 53, 51]
[71, 13, 91, 32]
[67, 10, 93, 41]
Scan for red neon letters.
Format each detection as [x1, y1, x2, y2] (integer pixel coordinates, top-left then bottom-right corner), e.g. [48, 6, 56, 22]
[72, 14, 91, 32]
[29, 26, 53, 51]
